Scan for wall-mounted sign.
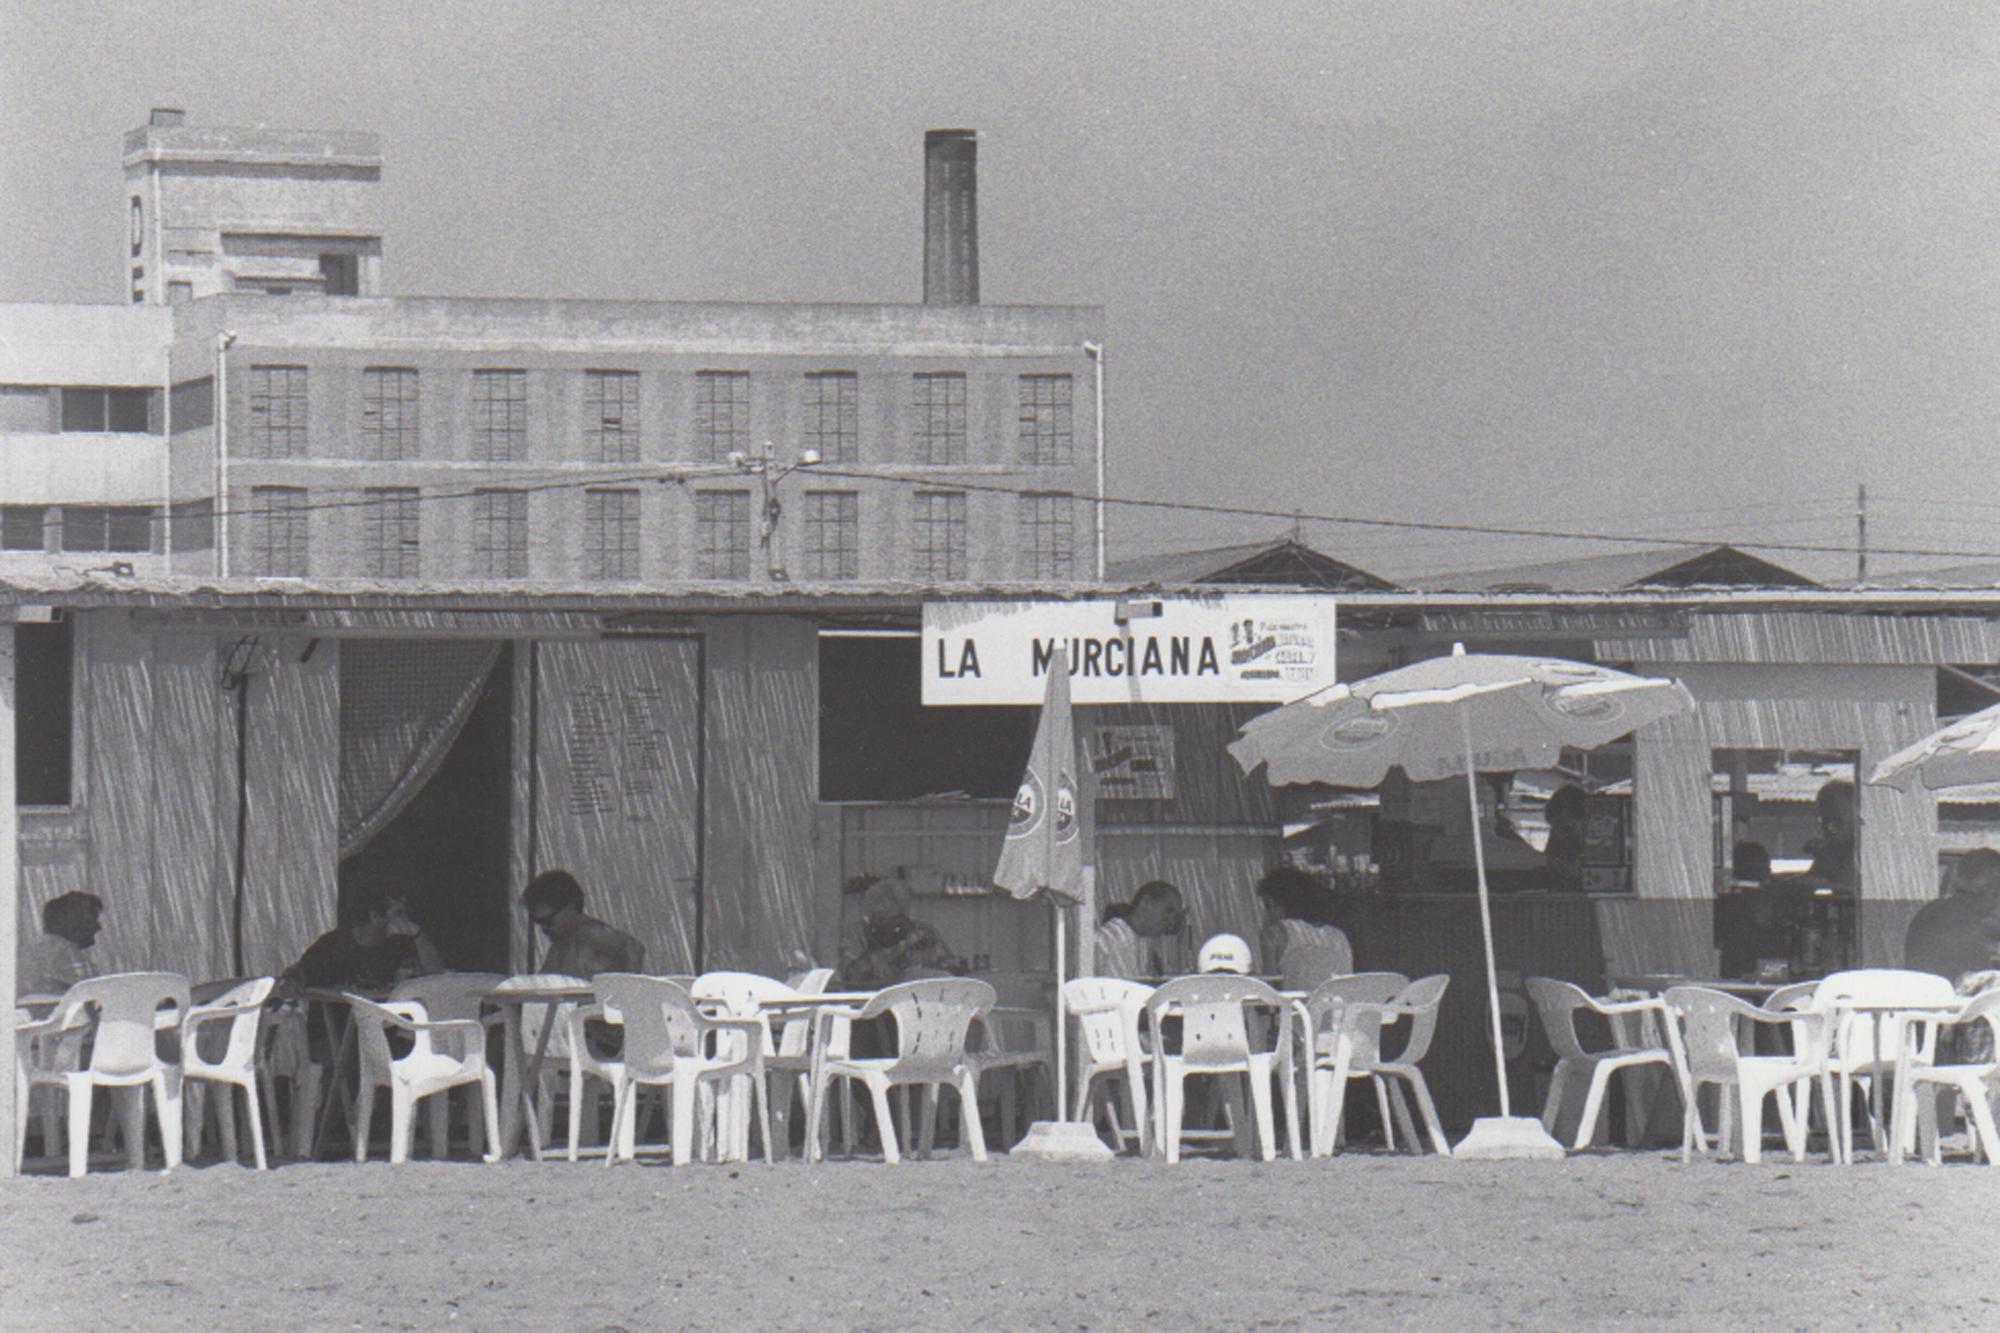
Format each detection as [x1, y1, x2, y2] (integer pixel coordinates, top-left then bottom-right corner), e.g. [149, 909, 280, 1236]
[921, 596, 1337, 705]
[1091, 724, 1175, 800]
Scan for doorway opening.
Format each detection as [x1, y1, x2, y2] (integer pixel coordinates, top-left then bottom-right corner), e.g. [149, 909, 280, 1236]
[340, 643, 514, 971]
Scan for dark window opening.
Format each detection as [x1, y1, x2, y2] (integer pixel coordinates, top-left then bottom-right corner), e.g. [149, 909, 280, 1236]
[319, 253, 360, 296]
[60, 506, 155, 554]
[60, 387, 151, 433]
[15, 619, 73, 806]
[3, 506, 47, 551]
[819, 635, 1034, 801]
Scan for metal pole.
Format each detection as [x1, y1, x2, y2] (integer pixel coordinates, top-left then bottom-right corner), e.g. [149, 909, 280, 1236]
[1462, 709, 1512, 1118]
[0, 621, 20, 1176]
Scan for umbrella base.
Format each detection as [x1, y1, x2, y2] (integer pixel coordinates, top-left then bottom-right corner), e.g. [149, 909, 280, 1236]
[1011, 1120, 1116, 1162]
[1453, 1116, 1567, 1161]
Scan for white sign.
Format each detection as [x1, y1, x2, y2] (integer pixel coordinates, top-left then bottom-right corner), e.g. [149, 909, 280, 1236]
[921, 597, 1337, 705]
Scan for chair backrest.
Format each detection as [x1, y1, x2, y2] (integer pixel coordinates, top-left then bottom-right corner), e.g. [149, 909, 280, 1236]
[855, 978, 996, 1076]
[1950, 988, 2000, 1056]
[1379, 973, 1450, 1065]
[1305, 972, 1409, 1036]
[1063, 977, 1153, 1068]
[58, 972, 190, 1078]
[594, 974, 706, 1079]
[1525, 977, 1595, 1062]
[786, 966, 835, 995]
[191, 975, 276, 1068]
[1664, 985, 1761, 1081]
[1278, 921, 1355, 992]
[693, 971, 798, 1057]
[493, 974, 589, 1058]
[1146, 975, 1289, 1064]
[344, 995, 437, 1071]
[1763, 981, 1820, 1013]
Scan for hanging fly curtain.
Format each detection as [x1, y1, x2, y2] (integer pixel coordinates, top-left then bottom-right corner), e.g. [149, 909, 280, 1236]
[338, 640, 503, 857]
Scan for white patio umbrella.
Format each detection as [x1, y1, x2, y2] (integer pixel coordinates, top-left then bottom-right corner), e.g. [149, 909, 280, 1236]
[1228, 644, 1697, 1159]
[1869, 699, 2000, 792]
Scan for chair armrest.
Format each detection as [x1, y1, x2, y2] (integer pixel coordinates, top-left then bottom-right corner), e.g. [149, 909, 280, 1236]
[1586, 995, 1666, 1018]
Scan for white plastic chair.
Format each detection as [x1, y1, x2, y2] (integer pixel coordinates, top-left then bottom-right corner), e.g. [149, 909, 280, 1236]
[596, 974, 772, 1167]
[1663, 985, 1834, 1165]
[345, 994, 501, 1166]
[182, 976, 277, 1170]
[1308, 974, 1450, 1158]
[390, 972, 506, 1160]
[693, 970, 806, 1160]
[492, 973, 589, 1157]
[969, 972, 1056, 1147]
[23, 972, 191, 1178]
[1146, 975, 1300, 1163]
[1298, 972, 1408, 1154]
[1063, 977, 1155, 1155]
[1812, 969, 1957, 1161]
[1895, 989, 2000, 1165]
[807, 978, 995, 1164]
[1526, 977, 1673, 1152]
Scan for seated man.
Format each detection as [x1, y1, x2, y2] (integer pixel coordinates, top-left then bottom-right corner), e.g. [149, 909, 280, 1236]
[284, 886, 441, 993]
[18, 890, 104, 997]
[523, 869, 645, 977]
[835, 875, 960, 988]
[1094, 880, 1186, 980]
[1907, 849, 2000, 987]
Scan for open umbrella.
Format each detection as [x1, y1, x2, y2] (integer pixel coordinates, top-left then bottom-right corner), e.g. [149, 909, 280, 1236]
[991, 654, 1112, 1160]
[1869, 699, 2000, 791]
[1228, 644, 1696, 1159]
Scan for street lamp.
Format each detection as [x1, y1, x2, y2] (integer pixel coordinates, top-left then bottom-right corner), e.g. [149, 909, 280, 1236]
[729, 441, 821, 579]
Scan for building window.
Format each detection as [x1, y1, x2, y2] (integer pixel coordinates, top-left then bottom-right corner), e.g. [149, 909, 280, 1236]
[60, 506, 155, 554]
[360, 368, 420, 460]
[246, 366, 308, 458]
[585, 370, 642, 464]
[1018, 493, 1075, 579]
[695, 491, 751, 579]
[912, 491, 968, 581]
[15, 619, 73, 807]
[3, 506, 47, 551]
[803, 371, 859, 464]
[472, 369, 528, 462]
[319, 252, 359, 296]
[584, 488, 640, 580]
[60, 387, 150, 433]
[695, 370, 750, 462]
[362, 487, 421, 578]
[248, 486, 309, 576]
[471, 490, 528, 579]
[170, 499, 215, 553]
[802, 491, 859, 580]
[1018, 373, 1073, 466]
[912, 373, 967, 465]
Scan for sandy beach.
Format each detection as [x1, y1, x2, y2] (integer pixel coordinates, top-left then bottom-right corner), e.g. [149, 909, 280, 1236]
[4, 1148, 1996, 1331]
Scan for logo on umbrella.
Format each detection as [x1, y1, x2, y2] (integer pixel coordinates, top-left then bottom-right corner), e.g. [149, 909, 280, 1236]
[1009, 772, 1044, 839]
[1549, 691, 1624, 722]
[1319, 713, 1397, 752]
[1053, 769, 1078, 844]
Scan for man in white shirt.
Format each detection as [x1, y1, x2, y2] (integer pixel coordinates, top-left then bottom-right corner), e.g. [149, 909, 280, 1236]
[1093, 880, 1186, 980]
[17, 891, 104, 996]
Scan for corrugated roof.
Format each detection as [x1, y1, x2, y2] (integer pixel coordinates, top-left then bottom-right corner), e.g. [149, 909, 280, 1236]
[1412, 544, 1818, 593]
[1106, 537, 1399, 591]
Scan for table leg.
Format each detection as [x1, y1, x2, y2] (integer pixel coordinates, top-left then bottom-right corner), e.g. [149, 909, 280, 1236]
[309, 1004, 356, 1159]
[496, 1004, 525, 1161]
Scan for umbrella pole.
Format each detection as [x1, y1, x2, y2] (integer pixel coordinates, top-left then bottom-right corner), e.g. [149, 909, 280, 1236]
[1461, 712, 1512, 1118]
[1054, 899, 1069, 1117]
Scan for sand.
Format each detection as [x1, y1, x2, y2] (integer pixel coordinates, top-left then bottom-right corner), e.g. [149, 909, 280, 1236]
[3, 1149, 1996, 1331]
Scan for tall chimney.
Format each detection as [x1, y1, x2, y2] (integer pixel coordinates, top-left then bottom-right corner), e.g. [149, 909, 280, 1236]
[924, 129, 978, 305]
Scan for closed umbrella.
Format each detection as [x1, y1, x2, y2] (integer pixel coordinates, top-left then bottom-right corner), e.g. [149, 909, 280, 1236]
[1868, 699, 2000, 791]
[1229, 644, 1696, 1159]
[992, 654, 1112, 1160]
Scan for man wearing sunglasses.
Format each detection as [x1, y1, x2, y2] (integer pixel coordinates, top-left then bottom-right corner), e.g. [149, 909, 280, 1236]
[522, 869, 645, 977]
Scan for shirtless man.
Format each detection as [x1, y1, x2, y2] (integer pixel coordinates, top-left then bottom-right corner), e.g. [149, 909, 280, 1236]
[523, 869, 646, 977]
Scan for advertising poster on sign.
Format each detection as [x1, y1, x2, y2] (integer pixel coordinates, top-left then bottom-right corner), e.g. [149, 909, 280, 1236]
[921, 596, 1336, 706]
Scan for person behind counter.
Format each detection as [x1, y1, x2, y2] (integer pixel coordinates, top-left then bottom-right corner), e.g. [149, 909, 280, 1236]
[1905, 849, 2000, 988]
[1804, 779, 1858, 890]
[1095, 880, 1187, 980]
[1255, 865, 1351, 986]
[1541, 785, 1589, 894]
[836, 875, 961, 988]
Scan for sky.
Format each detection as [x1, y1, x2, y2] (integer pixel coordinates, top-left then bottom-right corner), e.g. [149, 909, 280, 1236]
[4, 0, 1997, 581]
